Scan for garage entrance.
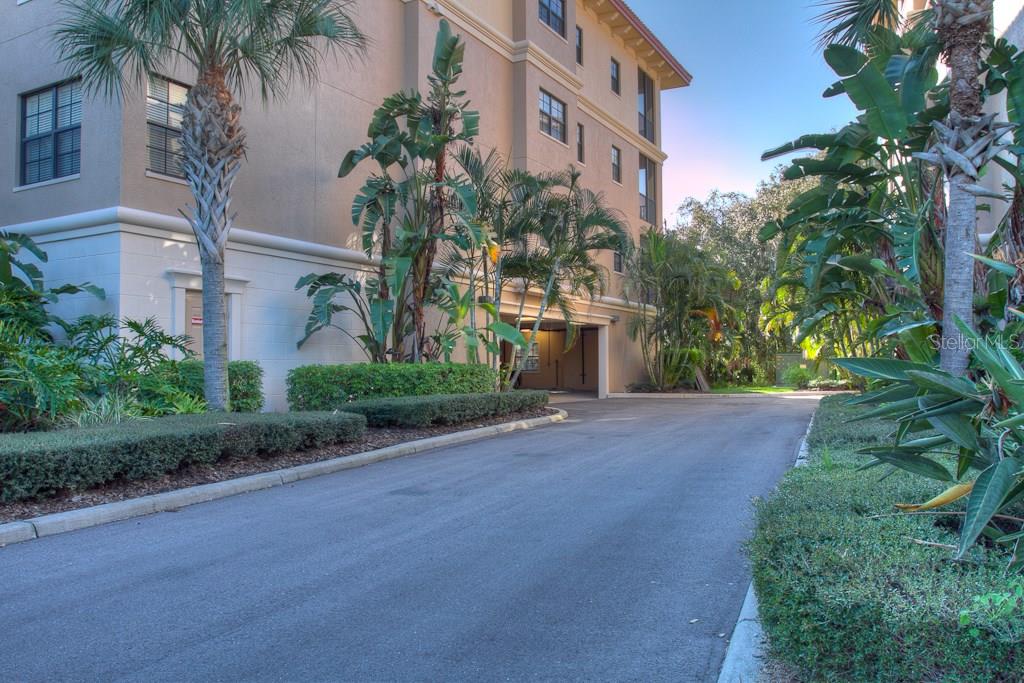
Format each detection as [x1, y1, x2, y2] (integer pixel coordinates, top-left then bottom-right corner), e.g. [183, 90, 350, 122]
[507, 323, 601, 393]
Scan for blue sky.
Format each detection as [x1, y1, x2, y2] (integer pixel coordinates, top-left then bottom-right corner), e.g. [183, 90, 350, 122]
[626, 0, 859, 217]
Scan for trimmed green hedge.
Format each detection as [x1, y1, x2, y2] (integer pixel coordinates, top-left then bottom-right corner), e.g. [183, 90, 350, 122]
[0, 411, 365, 502]
[286, 362, 498, 411]
[751, 395, 1023, 682]
[341, 391, 549, 428]
[147, 360, 265, 412]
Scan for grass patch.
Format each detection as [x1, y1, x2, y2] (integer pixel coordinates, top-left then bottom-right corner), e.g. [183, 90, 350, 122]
[751, 395, 1024, 682]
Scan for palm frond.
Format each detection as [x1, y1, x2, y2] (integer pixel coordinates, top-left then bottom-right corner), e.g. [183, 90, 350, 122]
[813, 0, 901, 48]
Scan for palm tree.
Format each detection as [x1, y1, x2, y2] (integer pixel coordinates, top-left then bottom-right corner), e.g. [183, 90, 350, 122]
[507, 169, 630, 389]
[928, 0, 1000, 374]
[623, 228, 732, 391]
[452, 147, 558, 376]
[814, 0, 903, 48]
[815, 0, 1007, 375]
[55, 0, 366, 409]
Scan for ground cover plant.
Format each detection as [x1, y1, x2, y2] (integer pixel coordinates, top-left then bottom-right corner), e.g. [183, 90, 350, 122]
[751, 395, 1024, 682]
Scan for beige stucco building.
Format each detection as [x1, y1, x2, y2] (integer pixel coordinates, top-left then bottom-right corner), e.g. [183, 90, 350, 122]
[0, 0, 691, 409]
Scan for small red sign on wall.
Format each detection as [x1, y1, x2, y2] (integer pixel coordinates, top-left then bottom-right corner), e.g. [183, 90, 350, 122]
[191, 316, 203, 326]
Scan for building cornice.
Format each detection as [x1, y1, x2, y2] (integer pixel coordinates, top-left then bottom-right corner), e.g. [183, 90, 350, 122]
[412, 0, 665, 161]
[579, 0, 692, 89]
[577, 95, 666, 163]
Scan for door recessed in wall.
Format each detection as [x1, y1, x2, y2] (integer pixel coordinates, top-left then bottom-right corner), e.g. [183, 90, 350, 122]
[185, 289, 205, 358]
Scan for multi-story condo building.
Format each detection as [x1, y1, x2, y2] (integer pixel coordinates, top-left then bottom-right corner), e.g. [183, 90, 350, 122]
[0, 0, 691, 409]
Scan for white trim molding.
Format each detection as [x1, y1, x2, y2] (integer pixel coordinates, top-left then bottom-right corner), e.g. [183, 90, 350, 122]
[12, 174, 81, 193]
[2, 206, 376, 267]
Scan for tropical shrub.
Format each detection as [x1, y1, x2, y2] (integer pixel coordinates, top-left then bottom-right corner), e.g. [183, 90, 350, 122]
[0, 233, 103, 431]
[145, 360, 264, 413]
[806, 376, 853, 391]
[835, 319, 1024, 571]
[298, 20, 480, 363]
[286, 362, 498, 410]
[341, 391, 549, 428]
[0, 322, 84, 432]
[675, 170, 815, 384]
[623, 227, 734, 391]
[781, 364, 814, 389]
[761, 18, 1024, 368]
[0, 411, 366, 502]
[752, 396, 1022, 682]
[68, 315, 192, 397]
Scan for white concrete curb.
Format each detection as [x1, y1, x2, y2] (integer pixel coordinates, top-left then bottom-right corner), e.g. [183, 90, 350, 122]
[606, 392, 826, 399]
[0, 408, 567, 548]
[717, 407, 818, 683]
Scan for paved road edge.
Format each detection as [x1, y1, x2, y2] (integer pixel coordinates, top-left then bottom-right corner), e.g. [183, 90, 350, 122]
[716, 408, 817, 683]
[0, 408, 568, 548]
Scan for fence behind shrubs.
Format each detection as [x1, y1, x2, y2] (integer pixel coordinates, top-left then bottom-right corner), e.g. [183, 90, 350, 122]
[342, 391, 549, 428]
[286, 363, 498, 410]
[0, 412, 364, 502]
[148, 360, 265, 412]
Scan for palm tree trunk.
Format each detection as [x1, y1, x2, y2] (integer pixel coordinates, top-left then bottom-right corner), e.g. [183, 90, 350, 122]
[180, 71, 245, 411]
[936, 2, 987, 374]
[941, 176, 977, 374]
[200, 256, 229, 407]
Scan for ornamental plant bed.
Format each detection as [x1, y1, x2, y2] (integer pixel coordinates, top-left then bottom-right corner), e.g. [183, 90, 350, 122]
[0, 406, 553, 525]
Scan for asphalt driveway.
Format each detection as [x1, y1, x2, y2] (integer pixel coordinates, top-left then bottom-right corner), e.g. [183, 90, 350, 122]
[0, 396, 818, 682]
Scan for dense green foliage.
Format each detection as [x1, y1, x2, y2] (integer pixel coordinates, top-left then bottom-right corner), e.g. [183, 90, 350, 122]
[761, 21, 1024, 367]
[285, 362, 498, 410]
[752, 396, 1023, 682]
[0, 234, 270, 430]
[834, 322, 1024, 569]
[299, 22, 626, 379]
[0, 411, 365, 502]
[341, 391, 549, 428]
[781, 364, 815, 389]
[298, 20, 500, 364]
[674, 170, 816, 384]
[622, 228, 733, 391]
[147, 360, 265, 413]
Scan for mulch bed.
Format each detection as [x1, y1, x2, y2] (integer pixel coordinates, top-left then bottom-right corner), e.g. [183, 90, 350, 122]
[0, 407, 554, 524]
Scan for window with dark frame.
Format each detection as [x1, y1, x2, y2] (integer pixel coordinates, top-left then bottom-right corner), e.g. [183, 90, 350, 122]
[576, 123, 585, 164]
[539, 89, 567, 143]
[539, 0, 565, 37]
[638, 68, 655, 142]
[21, 80, 82, 186]
[639, 153, 657, 223]
[611, 145, 621, 183]
[575, 26, 583, 64]
[146, 74, 189, 178]
[515, 340, 541, 372]
[614, 250, 624, 274]
[610, 58, 621, 94]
